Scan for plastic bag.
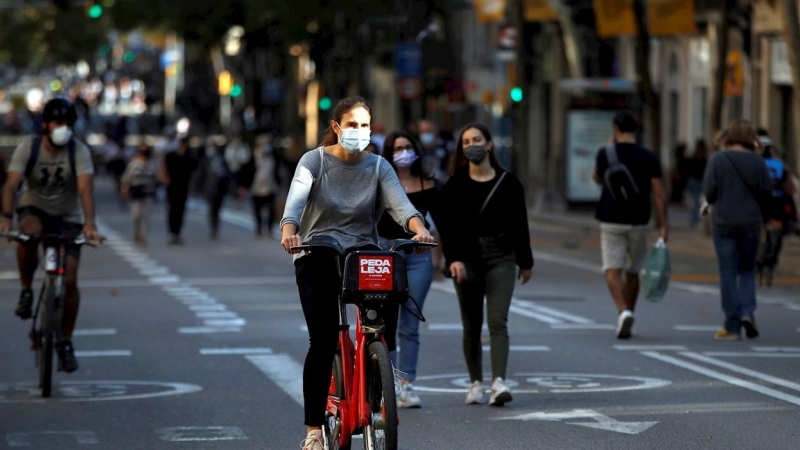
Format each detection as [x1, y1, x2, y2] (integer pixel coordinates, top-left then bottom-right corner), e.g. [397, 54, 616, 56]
[641, 238, 671, 303]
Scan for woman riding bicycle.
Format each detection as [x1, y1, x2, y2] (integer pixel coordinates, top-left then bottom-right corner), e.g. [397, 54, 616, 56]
[279, 96, 435, 450]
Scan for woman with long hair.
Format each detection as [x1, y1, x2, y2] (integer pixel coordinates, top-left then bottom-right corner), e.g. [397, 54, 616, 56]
[280, 97, 435, 450]
[703, 120, 771, 340]
[439, 123, 534, 407]
[377, 131, 440, 408]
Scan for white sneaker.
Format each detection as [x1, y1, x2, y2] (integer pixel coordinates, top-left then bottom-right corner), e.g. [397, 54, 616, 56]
[392, 367, 405, 398]
[300, 430, 324, 450]
[616, 309, 634, 339]
[465, 380, 487, 405]
[489, 377, 513, 406]
[397, 382, 422, 408]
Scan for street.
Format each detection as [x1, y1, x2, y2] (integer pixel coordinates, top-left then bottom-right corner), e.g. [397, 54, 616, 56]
[1, 182, 799, 450]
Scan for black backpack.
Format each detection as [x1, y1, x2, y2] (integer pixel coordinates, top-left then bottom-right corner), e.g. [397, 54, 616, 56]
[602, 144, 640, 201]
[24, 136, 77, 179]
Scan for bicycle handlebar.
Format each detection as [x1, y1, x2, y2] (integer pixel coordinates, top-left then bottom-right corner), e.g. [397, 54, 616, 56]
[290, 238, 437, 254]
[1, 232, 106, 248]
[388, 239, 437, 254]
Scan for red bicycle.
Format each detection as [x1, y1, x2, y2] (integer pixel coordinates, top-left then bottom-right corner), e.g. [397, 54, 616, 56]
[292, 237, 434, 450]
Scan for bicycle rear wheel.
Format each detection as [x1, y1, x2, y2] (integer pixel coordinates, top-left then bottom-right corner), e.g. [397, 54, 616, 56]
[38, 279, 55, 398]
[326, 352, 348, 450]
[363, 341, 397, 450]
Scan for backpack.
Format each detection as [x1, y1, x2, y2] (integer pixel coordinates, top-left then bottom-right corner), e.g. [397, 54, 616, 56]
[24, 136, 77, 179]
[764, 158, 786, 198]
[602, 144, 640, 201]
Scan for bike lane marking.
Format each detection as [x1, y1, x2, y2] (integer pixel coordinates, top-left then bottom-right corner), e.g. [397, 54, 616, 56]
[245, 354, 304, 406]
[155, 426, 248, 442]
[0, 380, 202, 403]
[5, 431, 99, 447]
[496, 409, 657, 435]
[411, 373, 671, 394]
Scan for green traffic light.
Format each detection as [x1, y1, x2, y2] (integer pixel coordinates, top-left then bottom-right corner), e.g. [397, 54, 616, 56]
[230, 84, 243, 98]
[510, 87, 523, 102]
[88, 4, 103, 19]
[123, 51, 136, 63]
[318, 97, 332, 111]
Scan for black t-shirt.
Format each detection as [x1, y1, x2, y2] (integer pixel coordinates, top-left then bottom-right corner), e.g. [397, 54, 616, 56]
[594, 143, 662, 225]
[165, 151, 197, 189]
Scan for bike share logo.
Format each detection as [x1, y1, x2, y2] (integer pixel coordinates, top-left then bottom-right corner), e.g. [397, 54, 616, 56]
[358, 256, 392, 290]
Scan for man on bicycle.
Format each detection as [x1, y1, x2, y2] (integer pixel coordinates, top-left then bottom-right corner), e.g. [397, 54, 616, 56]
[0, 97, 99, 373]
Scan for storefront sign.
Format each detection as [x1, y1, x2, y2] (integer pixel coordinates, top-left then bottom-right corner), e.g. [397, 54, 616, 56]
[771, 39, 793, 86]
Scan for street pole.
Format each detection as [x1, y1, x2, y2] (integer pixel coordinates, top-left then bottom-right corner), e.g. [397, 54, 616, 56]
[779, 0, 800, 176]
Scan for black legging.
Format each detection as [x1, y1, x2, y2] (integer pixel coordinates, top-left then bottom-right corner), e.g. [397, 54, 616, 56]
[208, 193, 226, 237]
[295, 253, 341, 427]
[252, 193, 276, 234]
[167, 187, 188, 236]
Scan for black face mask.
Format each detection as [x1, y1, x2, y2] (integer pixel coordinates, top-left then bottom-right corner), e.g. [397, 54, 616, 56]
[464, 145, 488, 164]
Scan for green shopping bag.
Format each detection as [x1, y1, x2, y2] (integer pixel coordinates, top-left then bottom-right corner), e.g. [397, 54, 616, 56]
[641, 238, 671, 303]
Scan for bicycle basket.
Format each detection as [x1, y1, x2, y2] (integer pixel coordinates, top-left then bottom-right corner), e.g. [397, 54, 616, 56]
[342, 250, 408, 304]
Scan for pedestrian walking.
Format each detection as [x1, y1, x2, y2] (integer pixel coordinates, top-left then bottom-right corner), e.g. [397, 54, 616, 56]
[377, 130, 441, 409]
[703, 120, 772, 340]
[755, 130, 796, 287]
[160, 137, 197, 245]
[200, 144, 231, 240]
[121, 143, 159, 245]
[591, 110, 668, 340]
[242, 135, 281, 237]
[684, 139, 708, 228]
[279, 96, 434, 450]
[438, 122, 533, 407]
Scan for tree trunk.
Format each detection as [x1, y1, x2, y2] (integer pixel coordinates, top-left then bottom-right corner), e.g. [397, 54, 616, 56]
[710, 1, 731, 143]
[780, 0, 800, 177]
[632, 0, 661, 154]
[546, 0, 582, 78]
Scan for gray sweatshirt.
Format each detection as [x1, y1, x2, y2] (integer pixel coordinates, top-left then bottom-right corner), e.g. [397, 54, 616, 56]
[703, 149, 771, 231]
[280, 148, 422, 253]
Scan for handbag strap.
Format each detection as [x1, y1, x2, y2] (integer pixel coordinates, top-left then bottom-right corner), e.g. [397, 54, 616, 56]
[721, 152, 761, 206]
[479, 171, 507, 215]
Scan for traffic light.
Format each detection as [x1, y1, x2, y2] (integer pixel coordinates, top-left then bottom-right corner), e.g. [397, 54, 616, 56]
[318, 96, 332, 111]
[218, 71, 232, 96]
[230, 84, 243, 98]
[86, 1, 103, 19]
[509, 86, 523, 103]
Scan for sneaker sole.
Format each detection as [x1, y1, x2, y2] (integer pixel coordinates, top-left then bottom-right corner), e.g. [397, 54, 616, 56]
[742, 321, 759, 339]
[490, 391, 513, 406]
[617, 316, 634, 339]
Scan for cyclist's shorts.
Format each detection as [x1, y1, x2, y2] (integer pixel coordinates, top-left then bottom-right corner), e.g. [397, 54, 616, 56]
[17, 206, 83, 259]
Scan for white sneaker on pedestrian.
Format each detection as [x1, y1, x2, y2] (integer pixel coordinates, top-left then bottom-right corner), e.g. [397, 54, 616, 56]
[397, 382, 422, 408]
[465, 380, 487, 405]
[616, 309, 634, 339]
[300, 430, 324, 450]
[489, 377, 513, 406]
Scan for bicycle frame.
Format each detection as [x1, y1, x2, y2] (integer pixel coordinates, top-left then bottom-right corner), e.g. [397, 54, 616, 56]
[32, 240, 68, 349]
[328, 301, 388, 449]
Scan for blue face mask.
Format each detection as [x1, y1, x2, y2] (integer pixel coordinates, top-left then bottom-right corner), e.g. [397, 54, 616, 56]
[420, 133, 435, 146]
[337, 123, 371, 154]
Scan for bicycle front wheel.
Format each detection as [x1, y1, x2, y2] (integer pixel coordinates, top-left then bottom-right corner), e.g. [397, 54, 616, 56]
[363, 341, 397, 450]
[38, 279, 56, 398]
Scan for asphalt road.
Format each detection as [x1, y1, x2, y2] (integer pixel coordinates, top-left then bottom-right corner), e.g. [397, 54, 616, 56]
[1, 181, 799, 450]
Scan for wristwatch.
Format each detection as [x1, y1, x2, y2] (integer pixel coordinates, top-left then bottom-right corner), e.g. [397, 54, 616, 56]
[2, 212, 12, 219]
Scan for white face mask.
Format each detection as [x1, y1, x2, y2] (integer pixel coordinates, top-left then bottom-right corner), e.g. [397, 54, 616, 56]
[50, 125, 72, 147]
[337, 123, 371, 154]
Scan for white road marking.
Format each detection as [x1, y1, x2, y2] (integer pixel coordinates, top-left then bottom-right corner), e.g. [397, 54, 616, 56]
[155, 426, 247, 442]
[5, 431, 99, 447]
[74, 350, 131, 357]
[0, 276, 296, 290]
[497, 409, 657, 435]
[204, 318, 247, 327]
[178, 327, 241, 334]
[483, 345, 550, 352]
[703, 352, 800, 358]
[73, 328, 117, 336]
[0, 270, 19, 280]
[752, 347, 800, 352]
[200, 348, 273, 355]
[412, 372, 670, 394]
[513, 301, 593, 324]
[426, 323, 487, 331]
[0, 380, 203, 403]
[614, 345, 687, 351]
[189, 305, 228, 311]
[673, 325, 719, 331]
[246, 354, 304, 406]
[179, 298, 220, 305]
[508, 304, 564, 324]
[195, 312, 239, 319]
[148, 276, 182, 285]
[642, 351, 800, 407]
[550, 324, 615, 330]
[681, 352, 800, 393]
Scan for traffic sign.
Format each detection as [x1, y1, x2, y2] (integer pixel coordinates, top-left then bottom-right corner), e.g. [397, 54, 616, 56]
[395, 43, 422, 78]
[398, 78, 422, 101]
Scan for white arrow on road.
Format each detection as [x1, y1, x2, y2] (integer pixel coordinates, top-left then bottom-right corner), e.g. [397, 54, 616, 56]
[498, 409, 657, 435]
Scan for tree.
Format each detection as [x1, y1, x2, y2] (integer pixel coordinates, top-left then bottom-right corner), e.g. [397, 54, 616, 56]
[779, 0, 800, 176]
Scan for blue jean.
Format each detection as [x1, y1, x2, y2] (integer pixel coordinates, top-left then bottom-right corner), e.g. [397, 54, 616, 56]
[686, 178, 703, 227]
[712, 227, 760, 334]
[389, 250, 433, 381]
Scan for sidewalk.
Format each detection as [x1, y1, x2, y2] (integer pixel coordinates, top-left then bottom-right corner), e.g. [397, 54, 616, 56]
[528, 204, 800, 289]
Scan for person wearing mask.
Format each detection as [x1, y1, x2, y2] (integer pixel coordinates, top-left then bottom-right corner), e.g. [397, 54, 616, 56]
[438, 123, 533, 407]
[377, 131, 441, 409]
[280, 97, 435, 450]
[121, 143, 159, 245]
[0, 97, 100, 373]
[592, 110, 668, 340]
[418, 119, 449, 182]
[240, 134, 281, 238]
[160, 137, 197, 245]
[755, 130, 796, 287]
[704, 120, 772, 340]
